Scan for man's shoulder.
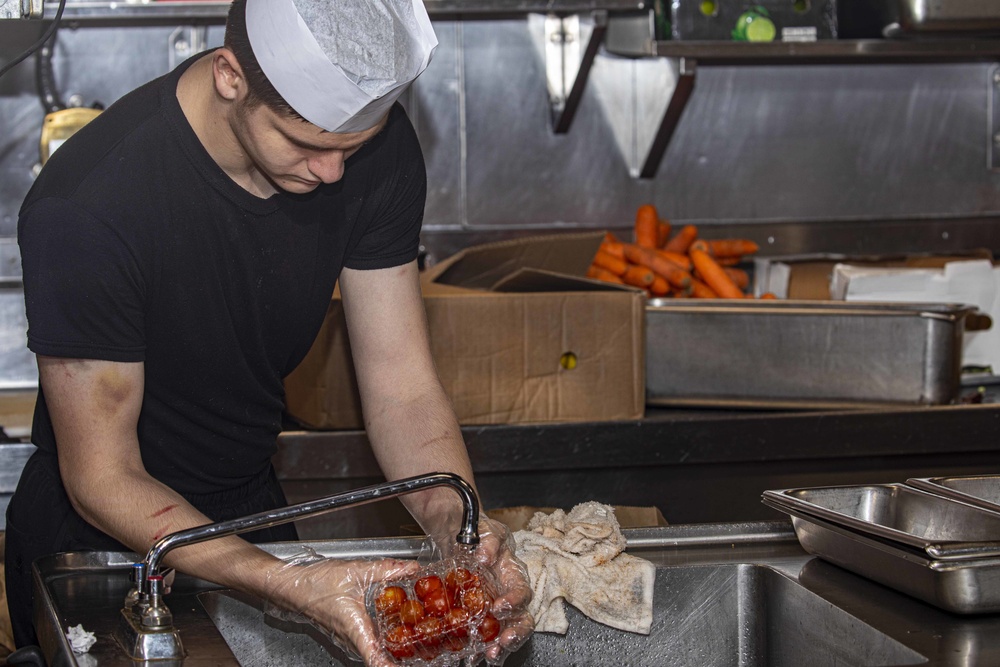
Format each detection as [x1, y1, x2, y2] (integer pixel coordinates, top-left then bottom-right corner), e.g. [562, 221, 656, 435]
[21, 74, 174, 215]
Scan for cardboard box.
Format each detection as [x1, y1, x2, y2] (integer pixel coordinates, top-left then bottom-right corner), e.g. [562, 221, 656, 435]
[753, 251, 994, 300]
[487, 505, 668, 532]
[753, 251, 1000, 370]
[284, 233, 646, 429]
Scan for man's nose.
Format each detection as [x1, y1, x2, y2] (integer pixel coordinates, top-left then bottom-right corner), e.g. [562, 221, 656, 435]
[308, 151, 346, 184]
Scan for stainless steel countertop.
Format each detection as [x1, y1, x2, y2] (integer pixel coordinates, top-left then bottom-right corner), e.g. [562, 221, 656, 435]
[275, 403, 1000, 479]
[3, 403, 999, 531]
[31, 522, 1000, 666]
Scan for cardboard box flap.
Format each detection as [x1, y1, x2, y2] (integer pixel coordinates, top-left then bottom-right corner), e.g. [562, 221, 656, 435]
[428, 232, 604, 290]
[487, 505, 668, 532]
[492, 268, 638, 293]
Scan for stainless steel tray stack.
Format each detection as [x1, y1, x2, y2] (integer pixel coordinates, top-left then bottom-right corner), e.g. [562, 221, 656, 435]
[645, 300, 982, 410]
[763, 476, 1000, 614]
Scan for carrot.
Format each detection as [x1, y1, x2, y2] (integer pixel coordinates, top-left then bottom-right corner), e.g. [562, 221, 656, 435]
[656, 249, 692, 271]
[723, 267, 750, 290]
[622, 264, 655, 287]
[622, 243, 692, 289]
[592, 249, 628, 276]
[689, 279, 717, 298]
[600, 240, 626, 260]
[604, 231, 621, 244]
[664, 224, 698, 254]
[674, 283, 694, 297]
[634, 205, 659, 248]
[656, 219, 672, 248]
[690, 248, 744, 299]
[759, 292, 778, 300]
[650, 275, 670, 296]
[707, 239, 759, 258]
[715, 256, 741, 267]
[587, 265, 625, 284]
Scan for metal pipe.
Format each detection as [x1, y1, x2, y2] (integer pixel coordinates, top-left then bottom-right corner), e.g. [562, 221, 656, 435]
[141, 472, 480, 583]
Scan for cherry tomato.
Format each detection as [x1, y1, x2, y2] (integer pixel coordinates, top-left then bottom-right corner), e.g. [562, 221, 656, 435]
[414, 616, 445, 659]
[375, 585, 407, 616]
[414, 575, 444, 601]
[477, 613, 501, 643]
[460, 585, 489, 614]
[422, 587, 452, 617]
[398, 599, 425, 626]
[442, 633, 467, 652]
[384, 623, 415, 659]
[444, 607, 471, 639]
[446, 568, 479, 595]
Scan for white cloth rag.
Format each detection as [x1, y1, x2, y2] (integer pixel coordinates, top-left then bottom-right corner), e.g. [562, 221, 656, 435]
[513, 502, 655, 635]
[66, 624, 97, 654]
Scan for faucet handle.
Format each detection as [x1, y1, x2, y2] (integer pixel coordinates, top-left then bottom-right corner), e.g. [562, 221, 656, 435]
[140, 575, 173, 629]
[124, 562, 147, 611]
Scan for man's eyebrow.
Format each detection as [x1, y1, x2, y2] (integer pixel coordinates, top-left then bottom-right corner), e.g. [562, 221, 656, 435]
[286, 134, 329, 150]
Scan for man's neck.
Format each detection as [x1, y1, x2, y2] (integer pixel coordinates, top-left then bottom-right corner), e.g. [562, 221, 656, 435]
[175, 55, 277, 199]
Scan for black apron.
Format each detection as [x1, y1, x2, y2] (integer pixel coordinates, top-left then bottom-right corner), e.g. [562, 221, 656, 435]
[4, 449, 298, 648]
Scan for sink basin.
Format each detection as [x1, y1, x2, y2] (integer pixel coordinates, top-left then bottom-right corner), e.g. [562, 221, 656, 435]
[35, 527, 954, 666]
[200, 563, 925, 667]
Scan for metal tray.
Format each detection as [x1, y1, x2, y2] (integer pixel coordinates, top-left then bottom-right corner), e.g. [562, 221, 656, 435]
[908, 475, 1000, 514]
[763, 495, 1000, 614]
[645, 300, 978, 410]
[762, 483, 1000, 560]
[889, 0, 1000, 35]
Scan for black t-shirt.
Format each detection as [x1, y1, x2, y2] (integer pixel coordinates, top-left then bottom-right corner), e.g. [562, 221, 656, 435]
[18, 54, 425, 497]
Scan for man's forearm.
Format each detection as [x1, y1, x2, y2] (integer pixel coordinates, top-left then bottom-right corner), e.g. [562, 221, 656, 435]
[65, 460, 288, 604]
[364, 376, 477, 536]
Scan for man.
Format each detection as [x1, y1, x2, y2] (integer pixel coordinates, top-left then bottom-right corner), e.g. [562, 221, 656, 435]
[7, 0, 531, 664]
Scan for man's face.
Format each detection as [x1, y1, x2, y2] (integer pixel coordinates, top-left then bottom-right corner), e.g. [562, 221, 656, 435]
[230, 101, 387, 194]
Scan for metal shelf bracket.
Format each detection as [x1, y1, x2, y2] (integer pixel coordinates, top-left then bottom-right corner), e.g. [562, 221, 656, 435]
[544, 11, 608, 134]
[639, 56, 696, 179]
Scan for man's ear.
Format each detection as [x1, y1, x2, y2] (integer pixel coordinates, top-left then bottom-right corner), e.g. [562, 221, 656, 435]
[212, 48, 245, 103]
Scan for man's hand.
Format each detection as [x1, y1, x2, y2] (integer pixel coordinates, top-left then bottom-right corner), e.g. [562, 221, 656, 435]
[465, 517, 534, 665]
[266, 555, 421, 667]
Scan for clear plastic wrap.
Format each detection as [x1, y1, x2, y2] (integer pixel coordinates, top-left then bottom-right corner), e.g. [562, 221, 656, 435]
[264, 516, 533, 666]
[265, 548, 422, 667]
[422, 516, 534, 666]
[366, 554, 505, 666]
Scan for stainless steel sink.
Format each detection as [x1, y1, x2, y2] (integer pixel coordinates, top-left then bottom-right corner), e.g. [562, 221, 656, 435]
[38, 524, 979, 667]
[198, 562, 923, 667]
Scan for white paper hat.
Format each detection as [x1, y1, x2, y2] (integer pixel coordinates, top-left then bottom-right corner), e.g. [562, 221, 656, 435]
[245, 0, 437, 133]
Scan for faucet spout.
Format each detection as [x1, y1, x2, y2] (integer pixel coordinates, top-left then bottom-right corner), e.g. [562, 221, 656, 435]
[143, 471, 479, 581]
[116, 472, 479, 662]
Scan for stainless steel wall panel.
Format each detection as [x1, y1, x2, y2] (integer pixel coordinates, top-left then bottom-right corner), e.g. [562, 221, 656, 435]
[655, 63, 998, 222]
[2, 20, 1000, 237]
[409, 23, 465, 231]
[460, 18, 646, 229]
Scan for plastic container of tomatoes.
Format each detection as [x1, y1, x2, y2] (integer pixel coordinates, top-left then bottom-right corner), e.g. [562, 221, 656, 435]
[367, 556, 504, 666]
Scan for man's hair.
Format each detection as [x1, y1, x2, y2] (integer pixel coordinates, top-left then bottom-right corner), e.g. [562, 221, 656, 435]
[224, 0, 305, 120]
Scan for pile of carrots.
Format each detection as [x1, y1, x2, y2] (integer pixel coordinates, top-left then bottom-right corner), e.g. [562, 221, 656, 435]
[587, 204, 777, 299]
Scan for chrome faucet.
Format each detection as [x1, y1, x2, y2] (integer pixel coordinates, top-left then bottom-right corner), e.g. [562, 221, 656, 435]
[114, 472, 480, 661]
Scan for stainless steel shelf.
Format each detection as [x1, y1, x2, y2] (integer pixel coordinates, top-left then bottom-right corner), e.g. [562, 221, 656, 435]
[634, 38, 1000, 178]
[650, 38, 1000, 64]
[46, 0, 649, 25]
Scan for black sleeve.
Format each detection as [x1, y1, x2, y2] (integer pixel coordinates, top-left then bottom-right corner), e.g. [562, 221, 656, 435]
[19, 197, 147, 362]
[342, 108, 426, 271]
